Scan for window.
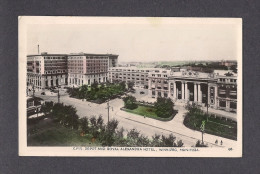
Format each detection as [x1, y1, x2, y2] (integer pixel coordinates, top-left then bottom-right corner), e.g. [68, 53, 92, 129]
[219, 101, 226, 107]
[230, 102, 237, 109]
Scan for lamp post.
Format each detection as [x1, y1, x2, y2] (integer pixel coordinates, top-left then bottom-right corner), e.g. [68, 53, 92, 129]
[200, 120, 206, 145]
[206, 81, 209, 122]
[105, 100, 113, 123]
[57, 86, 60, 103]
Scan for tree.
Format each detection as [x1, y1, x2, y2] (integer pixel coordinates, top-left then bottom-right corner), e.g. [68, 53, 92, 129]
[151, 134, 161, 147]
[80, 117, 89, 134]
[119, 81, 126, 91]
[91, 81, 99, 91]
[52, 103, 79, 130]
[185, 102, 202, 114]
[41, 101, 54, 115]
[126, 128, 140, 146]
[154, 97, 174, 118]
[195, 140, 208, 147]
[122, 95, 138, 110]
[101, 119, 119, 146]
[230, 65, 237, 73]
[160, 134, 176, 147]
[127, 81, 135, 90]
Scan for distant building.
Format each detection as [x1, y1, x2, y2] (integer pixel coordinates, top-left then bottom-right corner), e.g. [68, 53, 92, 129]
[214, 70, 237, 112]
[67, 53, 118, 87]
[27, 96, 44, 116]
[108, 67, 165, 89]
[219, 60, 237, 67]
[148, 69, 237, 113]
[27, 53, 68, 90]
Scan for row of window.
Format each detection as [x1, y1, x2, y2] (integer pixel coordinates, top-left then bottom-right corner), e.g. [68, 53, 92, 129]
[151, 74, 168, 77]
[44, 57, 66, 60]
[45, 70, 66, 74]
[152, 80, 168, 84]
[219, 78, 237, 83]
[110, 69, 151, 72]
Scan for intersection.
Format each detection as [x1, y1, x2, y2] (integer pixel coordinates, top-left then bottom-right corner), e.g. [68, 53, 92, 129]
[34, 89, 237, 148]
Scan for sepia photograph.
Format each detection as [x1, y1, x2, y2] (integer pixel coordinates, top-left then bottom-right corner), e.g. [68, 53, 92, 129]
[19, 16, 242, 157]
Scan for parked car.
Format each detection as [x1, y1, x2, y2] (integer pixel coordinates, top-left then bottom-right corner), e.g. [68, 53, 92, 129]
[140, 91, 145, 94]
[41, 92, 46, 95]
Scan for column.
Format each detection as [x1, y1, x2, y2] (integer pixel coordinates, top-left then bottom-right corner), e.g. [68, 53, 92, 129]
[181, 81, 184, 100]
[185, 82, 189, 101]
[207, 85, 211, 106]
[226, 100, 230, 112]
[168, 81, 171, 97]
[214, 86, 218, 108]
[198, 83, 202, 103]
[194, 83, 197, 102]
[173, 81, 176, 100]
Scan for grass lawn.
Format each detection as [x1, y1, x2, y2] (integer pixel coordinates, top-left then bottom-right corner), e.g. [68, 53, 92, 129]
[125, 105, 158, 119]
[184, 112, 237, 140]
[124, 105, 177, 121]
[27, 119, 101, 146]
[68, 83, 126, 103]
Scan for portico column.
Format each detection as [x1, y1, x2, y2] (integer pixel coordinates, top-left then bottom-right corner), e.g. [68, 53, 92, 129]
[181, 81, 185, 100]
[198, 83, 202, 103]
[214, 86, 218, 108]
[168, 81, 171, 97]
[185, 82, 189, 101]
[226, 100, 230, 112]
[194, 83, 197, 102]
[173, 81, 176, 100]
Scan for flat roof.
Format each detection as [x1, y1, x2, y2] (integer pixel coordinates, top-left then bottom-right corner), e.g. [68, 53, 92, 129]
[27, 54, 67, 57]
[27, 53, 118, 57]
[68, 53, 119, 57]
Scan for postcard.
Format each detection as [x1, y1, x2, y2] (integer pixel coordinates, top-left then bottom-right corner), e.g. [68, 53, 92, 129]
[19, 16, 242, 157]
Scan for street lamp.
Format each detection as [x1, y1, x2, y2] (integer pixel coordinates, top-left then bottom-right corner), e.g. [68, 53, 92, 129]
[200, 120, 206, 145]
[106, 99, 113, 123]
[57, 85, 61, 103]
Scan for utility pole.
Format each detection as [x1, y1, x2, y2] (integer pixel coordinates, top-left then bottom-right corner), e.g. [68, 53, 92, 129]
[206, 81, 209, 122]
[200, 120, 205, 145]
[32, 84, 35, 98]
[105, 100, 113, 123]
[57, 86, 60, 103]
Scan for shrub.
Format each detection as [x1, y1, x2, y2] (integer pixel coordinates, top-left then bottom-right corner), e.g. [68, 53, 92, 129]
[154, 97, 174, 118]
[195, 140, 208, 147]
[122, 95, 138, 110]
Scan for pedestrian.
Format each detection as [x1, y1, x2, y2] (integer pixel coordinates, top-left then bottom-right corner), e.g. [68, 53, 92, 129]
[215, 139, 218, 144]
[220, 140, 223, 145]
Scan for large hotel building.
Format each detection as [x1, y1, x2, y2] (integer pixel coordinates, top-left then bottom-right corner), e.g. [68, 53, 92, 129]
[27, 53, 68, 90]
[67, 53, 118, 87]
[27, 52, 237, 113]
[27, 52, 118, 89]
[109, 67, 237, 113]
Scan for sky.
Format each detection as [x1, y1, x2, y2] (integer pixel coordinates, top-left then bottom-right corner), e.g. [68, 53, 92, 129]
[27, 19, 241, 62]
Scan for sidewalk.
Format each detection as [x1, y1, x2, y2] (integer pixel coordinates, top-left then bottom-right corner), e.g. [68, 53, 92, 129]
[201, 107, 237, 121]
[115, 104, 237, 148]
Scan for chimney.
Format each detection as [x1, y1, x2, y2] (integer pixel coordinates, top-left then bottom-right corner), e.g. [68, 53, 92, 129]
[38, 44, 40, 54]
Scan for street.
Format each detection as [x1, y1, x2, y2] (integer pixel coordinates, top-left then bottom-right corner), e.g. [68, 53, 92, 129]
[35, 90, 237, 148]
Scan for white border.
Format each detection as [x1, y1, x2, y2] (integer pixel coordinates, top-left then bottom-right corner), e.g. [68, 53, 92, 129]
[19, 16, 242, 157]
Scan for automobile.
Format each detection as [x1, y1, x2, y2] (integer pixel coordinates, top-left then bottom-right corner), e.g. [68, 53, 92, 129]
[140, 91, 145, 94]
[41, 92, 46, 95]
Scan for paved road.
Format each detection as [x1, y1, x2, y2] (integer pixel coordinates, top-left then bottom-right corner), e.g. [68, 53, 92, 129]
[35, 91, 237, 148]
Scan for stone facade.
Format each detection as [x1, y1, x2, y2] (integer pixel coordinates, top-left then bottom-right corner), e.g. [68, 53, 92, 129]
[27, 53, 68, 90]
[68, 53, 118, 87]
